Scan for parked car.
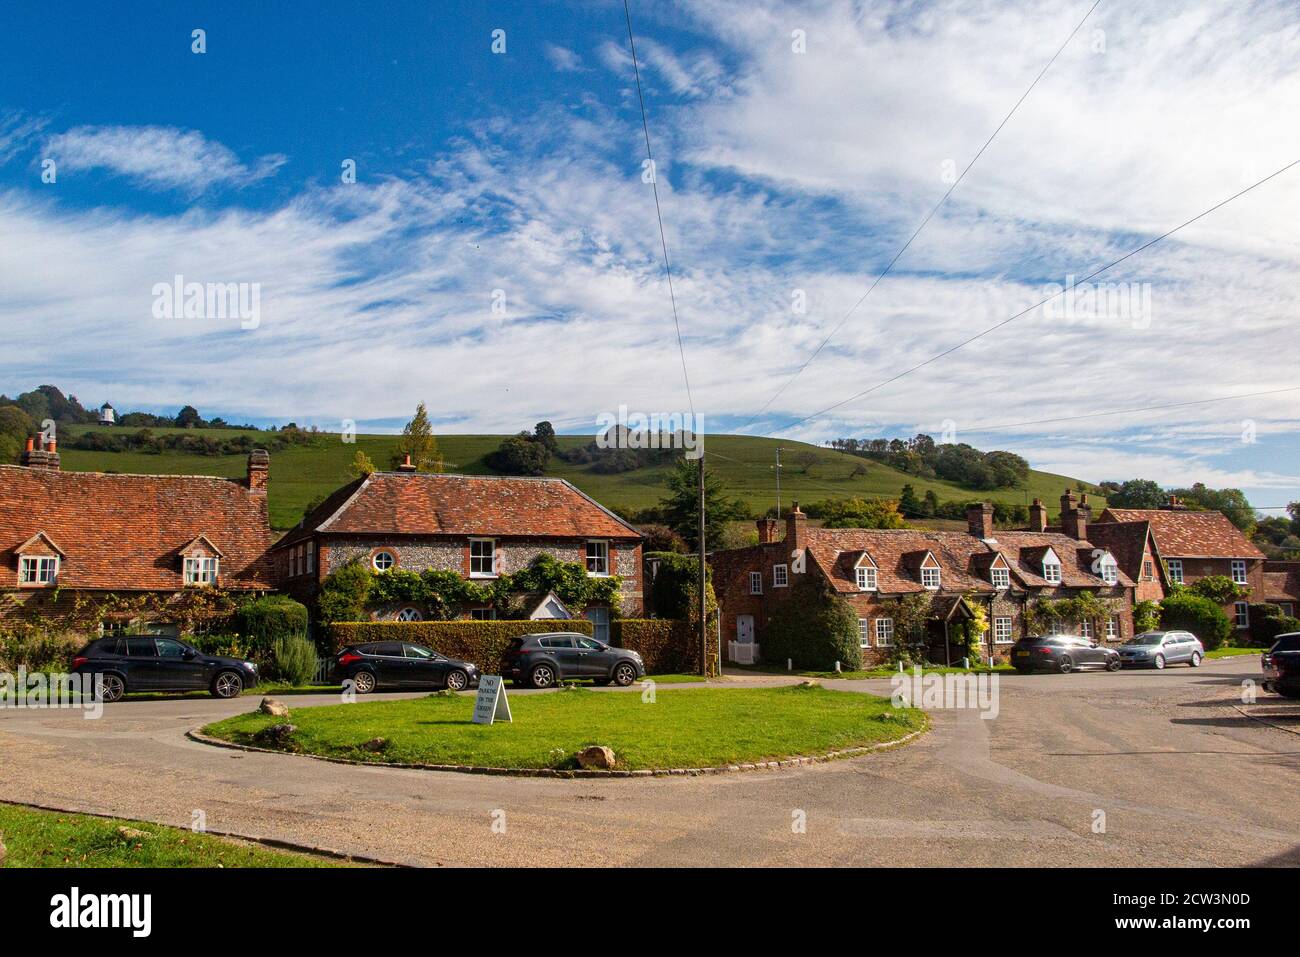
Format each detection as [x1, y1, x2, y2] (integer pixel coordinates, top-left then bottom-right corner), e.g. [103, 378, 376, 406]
[1262, 632, 1300, 698]
[71, 635, 259, 702]
[333, 642, 479, 693]
[1010, 634, 1121, 674]
[1118, 631, 1204, 669]
[502, 633, 645, 689]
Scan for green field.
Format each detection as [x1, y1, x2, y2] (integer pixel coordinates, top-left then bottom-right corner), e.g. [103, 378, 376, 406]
[203, 684, 926, 771]
[55, 424, 1102, 532]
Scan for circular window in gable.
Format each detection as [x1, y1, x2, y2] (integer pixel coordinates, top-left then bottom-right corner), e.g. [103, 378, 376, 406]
[372, 550, 396, 572]
[395, 607, 422, 622]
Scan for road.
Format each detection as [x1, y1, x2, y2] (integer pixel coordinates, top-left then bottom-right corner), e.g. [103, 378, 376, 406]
[1, 656, 1296, 866]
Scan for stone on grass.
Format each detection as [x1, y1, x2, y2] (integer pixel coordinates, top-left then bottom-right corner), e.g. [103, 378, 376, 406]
[360, 737, 388, 753]
[255, 723, 298, 746]
[259, 697, 290, 717]
[797, 679, 820, 688]
[575, 745, 616, 770]
[116, 826, 150, 841]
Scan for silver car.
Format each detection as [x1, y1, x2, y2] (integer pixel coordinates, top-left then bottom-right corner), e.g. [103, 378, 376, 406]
[1118, 631, 1204, 669]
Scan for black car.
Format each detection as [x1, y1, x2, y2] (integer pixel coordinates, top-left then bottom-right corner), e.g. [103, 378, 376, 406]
[72, 635, 259, 702]
[1010, 634, 1121, 674]
[333, 642, 479, 693]
[501, 632, 645, 689]
[1262, 632, 1300, 698]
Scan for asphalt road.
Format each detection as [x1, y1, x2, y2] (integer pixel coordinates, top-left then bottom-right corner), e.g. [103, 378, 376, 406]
[1, 657, 1296, 866]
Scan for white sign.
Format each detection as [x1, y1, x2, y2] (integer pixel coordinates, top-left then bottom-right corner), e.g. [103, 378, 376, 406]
[472, 675, 512, 725]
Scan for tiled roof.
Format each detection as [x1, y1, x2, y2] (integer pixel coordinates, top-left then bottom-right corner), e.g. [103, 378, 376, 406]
[988, 531, 1133, 588]
[1262, 561, 1300, 603]
[1085, 520, 1153, 583]
[0, 465, 275, 590]
[283, 472, 641, 543]
[1098, 508, 1264, 559]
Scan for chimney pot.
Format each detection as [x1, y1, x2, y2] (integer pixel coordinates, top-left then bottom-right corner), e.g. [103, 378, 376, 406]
[24, 436, 34, 452]
[247, 449, 270, 493]
[786, 502, 807, 551]
[756, 517, 779, 544]
[1029, 498, 1048, 532]
[396, 454, 417, 472]
[966, 502, 995, 539]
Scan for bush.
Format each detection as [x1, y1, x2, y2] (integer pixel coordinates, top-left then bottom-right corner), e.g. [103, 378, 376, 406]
[0, 626, 83, 671]
[325, 619, 592, 672]
[1159, 592, 1232, 651]
[1247, 603, 1300, 647]
[647, 552, 712, 620]
[760, 577, 861, 671]
[1186, 575, 1248, 606]
[271, 633, 320, 685]
[232, 595, 309, 650]
[317, 561, 374, 624]
[611, 619, 717, 675]
[1133, 599, 1161, 633]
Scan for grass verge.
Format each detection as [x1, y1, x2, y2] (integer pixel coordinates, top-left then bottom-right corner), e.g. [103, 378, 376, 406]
[0, 803, 339, 867]
[202, 685, 925, 771]
[728, 662, 1013, 680]
[1208, 647, 1264, 658]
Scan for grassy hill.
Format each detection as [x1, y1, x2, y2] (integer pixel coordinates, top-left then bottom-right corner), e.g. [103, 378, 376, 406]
[53, 425, 1103, 532]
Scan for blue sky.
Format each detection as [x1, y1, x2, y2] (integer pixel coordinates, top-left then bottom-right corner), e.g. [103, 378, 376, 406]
[2, 0, 1299, 510]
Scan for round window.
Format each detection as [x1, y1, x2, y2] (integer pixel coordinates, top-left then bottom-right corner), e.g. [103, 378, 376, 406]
[372, 551, 396, 572]
[396, 607, 422, 622]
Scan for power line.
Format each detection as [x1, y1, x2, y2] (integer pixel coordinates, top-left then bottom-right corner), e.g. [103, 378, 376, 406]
[740, 0, 1104, 431]
[623, 0, 695, 417]
[778, 156, 1300, 430]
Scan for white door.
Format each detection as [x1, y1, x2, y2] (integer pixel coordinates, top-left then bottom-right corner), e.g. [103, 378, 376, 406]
[736, 615, 754, 643]
[585, 607, 610, 643]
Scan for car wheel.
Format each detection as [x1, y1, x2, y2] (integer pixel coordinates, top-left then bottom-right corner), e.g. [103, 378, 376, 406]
[352, 670, 376, 694]
[445, 669, 468, 691]
[97, 673, 126, 703]
[613, 663, 637, 687]
[211, 671, 244, 699]
[1189, 652, 1202, 667]
[530, 664, 556, 689]
[1106, 657, 1121, 672]
[1058, 656, 1073, 674]
[1153, 653, 1166, 670]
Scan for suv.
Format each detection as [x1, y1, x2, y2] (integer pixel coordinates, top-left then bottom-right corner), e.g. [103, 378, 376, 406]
[502, 633, 645, 689]
[1262, 632, 1300, 698]
[1118, 631, 1204, 669]
[71, 635, 259, 702]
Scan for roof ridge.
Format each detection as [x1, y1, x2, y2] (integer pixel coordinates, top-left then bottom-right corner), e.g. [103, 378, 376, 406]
[0, 464, 246, 483]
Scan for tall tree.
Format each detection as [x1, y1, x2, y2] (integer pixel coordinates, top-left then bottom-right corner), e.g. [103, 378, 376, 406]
[658, 458, 748, 550]
[392, 402, 443, 472]
[1107, 478, 1167, 510]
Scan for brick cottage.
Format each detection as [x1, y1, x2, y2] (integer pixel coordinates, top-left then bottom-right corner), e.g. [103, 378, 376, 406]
[710, 491, 1137, 667]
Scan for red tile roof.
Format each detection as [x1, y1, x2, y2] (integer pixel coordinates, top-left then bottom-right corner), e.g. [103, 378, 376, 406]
[284, 472, 641, 543]
[1098, 509, 1264, 559]
[0, 465, 275, 590]
[1262, 561, 1300, 603]
[1085, 520, 1154, 583]
[987, 531, 1134, 589]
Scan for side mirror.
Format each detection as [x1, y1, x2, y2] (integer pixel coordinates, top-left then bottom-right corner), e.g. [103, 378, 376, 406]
[183, 649, 197, 660]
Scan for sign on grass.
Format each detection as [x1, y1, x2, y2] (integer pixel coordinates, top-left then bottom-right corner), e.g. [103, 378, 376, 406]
[472, 675, 512, 725]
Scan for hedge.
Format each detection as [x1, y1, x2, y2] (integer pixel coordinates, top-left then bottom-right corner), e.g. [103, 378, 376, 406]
[1247, 603, 1300, 647]
[231, 595, 309, 656]
[326, 619, 592, 673]
[611, 619, 718, 676]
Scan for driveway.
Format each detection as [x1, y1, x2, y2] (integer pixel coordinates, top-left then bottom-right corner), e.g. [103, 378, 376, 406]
[0, 657, 1296, 866]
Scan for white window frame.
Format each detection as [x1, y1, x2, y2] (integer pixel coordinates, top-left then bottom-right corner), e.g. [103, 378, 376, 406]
[1231, 559, 1247, 585]
[858, 618, 870, 649]
[372, 550, 396, 573]
[1167, 559, 1183, 585]
[921, 565, 941, 590]
[19, 555, 59, 585]
[586, 540, 610, 576]
[395, 607, 423, 622]
[1080, 619, 1093, 639]
[1048, 619, 1066, 635]
[469, 538, 497, 578]
[993, 617, 1013, 644]
[1142, 559, 1154, 581]
[749, 571, 763, 595]
[991, 566, 1009, 589]
[773, 564, 788, 588]
[1234, 601, 1249, 630]
[856, 565, 877, 591]
[183, 555, 219, 586]
[1042, 560, 1062, 585]
[1106, 615, 1119, 639]
[875, 617, 894, 647]
[1099, 558, 1118, 586]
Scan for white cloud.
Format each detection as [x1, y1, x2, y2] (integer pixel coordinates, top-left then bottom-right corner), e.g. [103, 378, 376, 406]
[543, 43, 584, 72]
[43, 125, 287, 193]
[0, 109, 47, 165]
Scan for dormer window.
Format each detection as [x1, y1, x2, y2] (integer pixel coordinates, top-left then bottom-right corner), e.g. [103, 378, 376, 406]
[921, 566, 941, 589]
[991, 566, 1009, 589]
[184, 555, 219, 586]
[856, 565, 877, 591]
[1042, 559, 1062, 584]
[1098, 553, 1118, 585]
[19, 555, 59, 586]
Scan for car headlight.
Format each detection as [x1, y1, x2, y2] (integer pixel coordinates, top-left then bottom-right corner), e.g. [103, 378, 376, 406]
[244, 661, 258, 671]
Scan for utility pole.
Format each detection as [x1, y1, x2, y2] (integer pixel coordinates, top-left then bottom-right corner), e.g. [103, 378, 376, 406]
[774, 446, 784, 518]
[697, 453, 708, 677]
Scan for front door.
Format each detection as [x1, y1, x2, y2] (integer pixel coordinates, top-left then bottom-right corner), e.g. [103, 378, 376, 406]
[584, 607, 610, 644]
[736, 615, 754, 643]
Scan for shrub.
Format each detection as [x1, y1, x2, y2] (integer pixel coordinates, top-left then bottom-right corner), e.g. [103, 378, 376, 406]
[760, 577, 861, 672]
[0, 626, 83, 671]
[1247, 603, 1300, 647]
[325, 619, 592, 672]
[271, 633, 320, 685]
[647, 552, 714, 620]
[1187, 575, 1249, 605]
[1159, 591, 1232, 650]
[231, 595, 309, 654]
[1133, 599, 1161, 633]
[611, 619, 717, 675]
[317, 561, 374, 624]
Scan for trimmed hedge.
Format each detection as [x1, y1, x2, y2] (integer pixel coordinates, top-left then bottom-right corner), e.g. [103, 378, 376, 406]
[232, 595, 309, 656]
[326, 619, 592, 673]
[611, 619, 718, 676]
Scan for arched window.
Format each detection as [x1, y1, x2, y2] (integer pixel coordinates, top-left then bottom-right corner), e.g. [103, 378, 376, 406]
[395, 607, 422, 622]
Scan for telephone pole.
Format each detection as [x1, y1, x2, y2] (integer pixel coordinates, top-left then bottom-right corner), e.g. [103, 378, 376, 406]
[697, 452, 708, 677]
[774, 446, 784, 518]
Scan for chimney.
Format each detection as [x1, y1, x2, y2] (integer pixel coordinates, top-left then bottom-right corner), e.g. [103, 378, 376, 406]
[1029, 498, 1048, 532]
[966, 502, 994, 539]
[1160, 494, 1187, 511]
[396, 454, 417, 473]
[44, 435, 60, 471]
[756, 517, 779, 544]
[786, 501, 807, 551]
[1060, 488, 1090, 540]
[247, 449, 270, 493]
[21, 434, 52, 470]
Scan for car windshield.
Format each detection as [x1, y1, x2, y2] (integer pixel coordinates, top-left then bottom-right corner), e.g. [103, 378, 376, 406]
[1126, 634, 1165, 645]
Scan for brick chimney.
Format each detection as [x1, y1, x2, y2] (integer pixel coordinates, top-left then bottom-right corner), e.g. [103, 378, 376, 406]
[1061, 489, 1090, 540]
[396, 454, 417, 473]
[966, 502, 994, 539]
[786, 501, 807, 551]
[247, 449, 269, 493]
[1160, 494, 1187, 511]
[21, 434, 58, 470]
[756, 517, 779, 544]
[1029, 498, 1048, 532]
